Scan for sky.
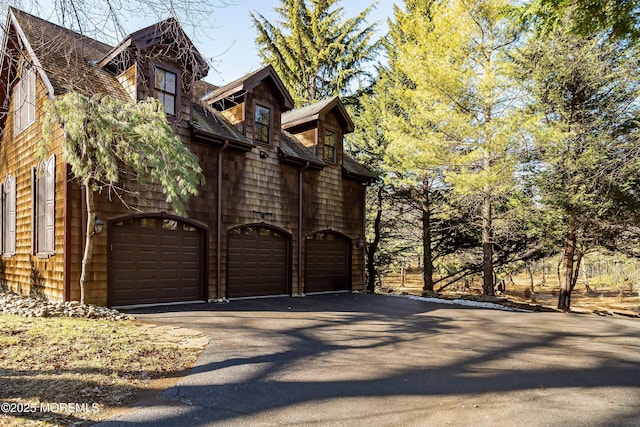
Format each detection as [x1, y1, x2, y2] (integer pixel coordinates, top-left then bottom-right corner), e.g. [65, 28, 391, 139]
[25, 0, 397, 86]
[187, 0, 397, 86]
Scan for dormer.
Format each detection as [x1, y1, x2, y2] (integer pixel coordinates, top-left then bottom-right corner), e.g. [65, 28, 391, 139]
[281, 96, 354, 166]
[202, 65, 294, 149]
[98, 18, 208, 120]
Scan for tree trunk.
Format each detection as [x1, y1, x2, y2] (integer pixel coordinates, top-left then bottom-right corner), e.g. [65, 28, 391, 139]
[365, 186, 383, 293]
[558, 227, 577, 311]
[79, 183, 95, 305]
[527, 262, 536, 303]
[570, 246, 584, 292]
[581, 263, 591, 293]
[482, 195, 494, 296]
[422, 179, 434, 293]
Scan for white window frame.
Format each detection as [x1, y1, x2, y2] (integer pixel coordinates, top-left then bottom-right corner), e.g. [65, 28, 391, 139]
[14, 63, 36, 135]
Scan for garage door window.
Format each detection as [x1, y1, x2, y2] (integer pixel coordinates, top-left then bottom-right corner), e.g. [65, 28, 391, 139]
[306, 232, 336, 241]
[140, 218, 156, 228]
[163, 219, 178, 230]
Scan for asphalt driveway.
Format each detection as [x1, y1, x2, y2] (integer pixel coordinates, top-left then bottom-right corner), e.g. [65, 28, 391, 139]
[97, 293, 640, 426]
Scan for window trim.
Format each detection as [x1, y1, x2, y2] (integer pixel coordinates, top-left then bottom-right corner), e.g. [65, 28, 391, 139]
[2, 175, 17, 257]
[150, 62, 181, 118]
[32, 155, 56, 258]
[254, 104, 272, 145]
[323, 129, 337, 163]
[13, 62, 36, 136]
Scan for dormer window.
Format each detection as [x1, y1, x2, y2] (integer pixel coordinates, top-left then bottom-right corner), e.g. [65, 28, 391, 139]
[324, 130, 337, 163]
[153, 66, 177, 116]
[255, 105, 271, 144]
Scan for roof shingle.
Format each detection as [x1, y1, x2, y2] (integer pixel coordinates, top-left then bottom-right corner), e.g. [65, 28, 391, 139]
[342, 153, 377, 182]
[11, 8, 128, 101]
[279, 131, 324, 168]
[191, 103, 253, 149]
[281, 96, 354, 133]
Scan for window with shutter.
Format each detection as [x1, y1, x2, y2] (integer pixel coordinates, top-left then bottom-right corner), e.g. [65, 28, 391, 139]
[3, 175, 16, 256]
[33, 155, 55, 257]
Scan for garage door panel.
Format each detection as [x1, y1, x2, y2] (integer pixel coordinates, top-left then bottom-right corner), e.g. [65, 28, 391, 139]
[305, 232, 350, 293]
[227, 226, 289, 298]
[108, 216, 204, 306]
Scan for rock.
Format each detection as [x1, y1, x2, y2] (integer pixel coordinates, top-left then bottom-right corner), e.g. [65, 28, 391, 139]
[0, 290, 130, 321]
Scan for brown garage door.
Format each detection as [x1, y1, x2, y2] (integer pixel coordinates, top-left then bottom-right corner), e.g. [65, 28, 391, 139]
[305, 231, 350, 293]
[108, 215, 205, 306]
[227, 225, 289, 298]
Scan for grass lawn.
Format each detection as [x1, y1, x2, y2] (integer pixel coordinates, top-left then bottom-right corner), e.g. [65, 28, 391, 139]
[383, 272, 640, 316]
[0, 314, 204, 426]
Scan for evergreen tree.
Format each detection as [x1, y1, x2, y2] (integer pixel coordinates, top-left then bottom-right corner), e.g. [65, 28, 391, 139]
[379, 0, 523, 295]
[518, 27, 640, 310]
[251, 0, 380, 106]
[347, 84, 391, 292]
[519, 0, 640, 42]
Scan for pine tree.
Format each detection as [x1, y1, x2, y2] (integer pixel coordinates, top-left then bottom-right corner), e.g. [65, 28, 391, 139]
[519, 0, 640, 42]
[379, 0, 523, 295]
[518, 27, 640, 310]
[251, 0, 379, 106]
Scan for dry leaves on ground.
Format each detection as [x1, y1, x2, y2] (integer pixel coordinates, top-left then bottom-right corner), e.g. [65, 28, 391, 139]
[0, 315, 203, 426]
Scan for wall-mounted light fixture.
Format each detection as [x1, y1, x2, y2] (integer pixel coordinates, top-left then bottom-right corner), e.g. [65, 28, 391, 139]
[355, 236, 365, 248]
[252, 210, 273, 221]
[93, 216, 104, 236]
[259, 150, 268, 159]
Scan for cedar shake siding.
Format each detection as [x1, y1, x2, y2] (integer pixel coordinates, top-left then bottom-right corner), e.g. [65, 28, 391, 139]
[0, 8, 375, 306]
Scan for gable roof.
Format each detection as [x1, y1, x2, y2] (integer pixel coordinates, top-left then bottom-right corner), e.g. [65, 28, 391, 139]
[2, 8, 128, 101]
[203, 65, 294, 111]
[98, 17, 208, 82]
[281, 96, 355, 133]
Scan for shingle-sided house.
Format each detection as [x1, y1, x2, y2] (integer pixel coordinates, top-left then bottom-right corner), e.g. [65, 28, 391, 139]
[0, 8, 374, 306]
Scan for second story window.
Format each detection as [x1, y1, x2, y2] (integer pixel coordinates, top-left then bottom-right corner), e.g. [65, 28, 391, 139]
[324, 130, 337, 163]
[255, 105, 271, 144]
[14, 63, 36, 135]
[154, 66, 177, 116]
